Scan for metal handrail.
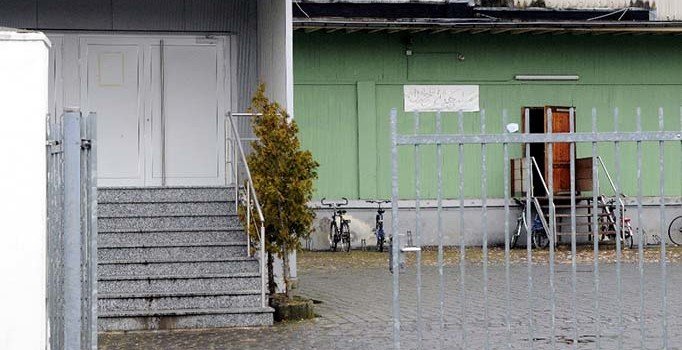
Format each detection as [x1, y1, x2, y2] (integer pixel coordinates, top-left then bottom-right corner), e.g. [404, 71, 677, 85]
[529, 156, 555, 240]
[226, 112, 266, 308]
[530, 157, 551, 198]
[596, 156, 627, 227]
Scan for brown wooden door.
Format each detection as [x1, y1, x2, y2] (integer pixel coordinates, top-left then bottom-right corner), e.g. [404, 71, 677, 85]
[544, 106, 573, 193]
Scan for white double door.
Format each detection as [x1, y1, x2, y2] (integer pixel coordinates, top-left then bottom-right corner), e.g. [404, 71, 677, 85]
[81, 36, 229, 187]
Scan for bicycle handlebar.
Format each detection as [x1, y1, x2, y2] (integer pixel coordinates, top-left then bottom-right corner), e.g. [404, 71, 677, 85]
[321, 197, 349, 208]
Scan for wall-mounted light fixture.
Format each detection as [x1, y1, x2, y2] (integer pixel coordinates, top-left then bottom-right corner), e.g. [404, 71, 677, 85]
[514, 75, 580, 81]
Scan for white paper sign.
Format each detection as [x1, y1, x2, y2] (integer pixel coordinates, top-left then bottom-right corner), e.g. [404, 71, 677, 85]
[403, 85, 480, 112]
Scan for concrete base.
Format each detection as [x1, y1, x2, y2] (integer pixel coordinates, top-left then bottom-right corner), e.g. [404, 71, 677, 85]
[304, 198, 682, 250]
[270, 295, 314, 322]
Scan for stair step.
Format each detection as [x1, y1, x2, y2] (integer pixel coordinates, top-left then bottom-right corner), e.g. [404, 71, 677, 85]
[99, 230, 247, 248]
[98, 259, 259, 277]
[98, 307, 274, 331]
[98, 245, 247, 263]
[99, 272, 259, 281]
[99, 241, 246, 249]
[553, 204, 598, 209]
[98, 215, 240, 232]
[529, 196, 594, 201]
[555, 231, 598, 236]
[99, 202, 235, 218]
[98, 186, 234, 204]
[546, 213, 610, 218]
[99, 274, 260, 294]
[99, 293, 261, 313]
[99, 289, 262, 299]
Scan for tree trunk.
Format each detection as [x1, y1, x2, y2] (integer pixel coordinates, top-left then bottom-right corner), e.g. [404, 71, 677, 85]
[267, 251, 276, 296]
[282, 243, 291, 298]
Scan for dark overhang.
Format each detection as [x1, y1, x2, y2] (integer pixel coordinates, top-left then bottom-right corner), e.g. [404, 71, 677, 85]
[293, 2, 651, 21]
[292, 1, 674, 35]
[294, 18, 682, 35]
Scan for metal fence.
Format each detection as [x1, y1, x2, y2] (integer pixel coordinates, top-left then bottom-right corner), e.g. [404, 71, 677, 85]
[46, 108, 98, 350]
[389, 107, 681, 349]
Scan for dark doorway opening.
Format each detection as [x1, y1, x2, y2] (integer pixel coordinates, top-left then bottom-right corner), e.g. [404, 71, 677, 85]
[527, 107, 546, 196]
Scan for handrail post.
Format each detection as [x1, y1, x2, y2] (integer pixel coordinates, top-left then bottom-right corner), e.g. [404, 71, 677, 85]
[260, 224, 266, 308]
[247, 181, 251, 257]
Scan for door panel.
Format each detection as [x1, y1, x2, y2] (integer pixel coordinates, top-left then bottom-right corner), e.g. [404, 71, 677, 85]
[150, 40, 225, 186]
[545, 106, 573, 193]
[84, 43, 145, 186]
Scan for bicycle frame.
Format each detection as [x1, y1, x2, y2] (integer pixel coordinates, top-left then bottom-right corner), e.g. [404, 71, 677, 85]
[367, 200, 390, 250]
[321, 198, 350, 250]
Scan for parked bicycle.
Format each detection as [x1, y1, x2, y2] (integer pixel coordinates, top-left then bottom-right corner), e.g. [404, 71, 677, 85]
[367, 200, 390, 252]
[321, 198, 351, 252]
[598, 195, 634, 249]
[669, 215, 682, 246]
[512, 198, 549, 249]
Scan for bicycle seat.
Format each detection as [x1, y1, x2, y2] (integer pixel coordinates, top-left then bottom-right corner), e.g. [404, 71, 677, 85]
[338, 210, 347, 215]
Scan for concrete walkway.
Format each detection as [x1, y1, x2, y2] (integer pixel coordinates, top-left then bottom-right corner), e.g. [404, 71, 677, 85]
[100, 249, 682, 349]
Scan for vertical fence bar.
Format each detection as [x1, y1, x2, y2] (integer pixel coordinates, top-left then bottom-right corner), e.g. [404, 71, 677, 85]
[524, 108, 534, 350]
[480, 110, 490, 350]
[657, 107, 667, 349]
[86, 112, 98, 350]
[390, 108, 401, 349]
[635, 107, 645, 349]
[546, 108, 556, 349]
[436, 111, 445, 348]
[457, 110, 467, 349]
[569, 108, 578, 349]
[62, 108, 82, 350]
[79, 111, 90, 349]
[502, 110, 512, 349]
[613, 108, 624, 350]
[591, 108, 602, 349]
[414, 112, 423, 348]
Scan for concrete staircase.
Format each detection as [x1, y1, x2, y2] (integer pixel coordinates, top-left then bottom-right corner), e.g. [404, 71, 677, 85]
[97, 187, 273, 331]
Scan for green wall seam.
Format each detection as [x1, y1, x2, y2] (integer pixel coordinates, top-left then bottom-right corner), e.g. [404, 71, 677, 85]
[357, 81, 378, 199]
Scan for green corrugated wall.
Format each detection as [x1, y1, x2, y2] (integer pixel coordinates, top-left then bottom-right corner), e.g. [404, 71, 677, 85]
[293, 32, 682, 200]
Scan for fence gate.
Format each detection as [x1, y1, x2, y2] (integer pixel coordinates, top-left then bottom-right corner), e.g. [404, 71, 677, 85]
[46, 108, 98, 350]
[389, 107, 681, 349]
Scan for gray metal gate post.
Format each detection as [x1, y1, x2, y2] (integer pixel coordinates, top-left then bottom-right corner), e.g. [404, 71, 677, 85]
[47, 108, 97, 350]
[62, 108, 83, 350]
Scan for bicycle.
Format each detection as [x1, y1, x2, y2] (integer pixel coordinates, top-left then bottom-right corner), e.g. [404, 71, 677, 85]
[512, 198, 549, 249]
[367, 200, 390, 252]
[598, 195, 634, 249]
[669, 215, 682, 246]
[321, 197, 351, 252]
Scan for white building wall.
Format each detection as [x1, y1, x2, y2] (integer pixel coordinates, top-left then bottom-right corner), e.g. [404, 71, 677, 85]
[0, 30, 49, 350]
[258, 0, 294, 114]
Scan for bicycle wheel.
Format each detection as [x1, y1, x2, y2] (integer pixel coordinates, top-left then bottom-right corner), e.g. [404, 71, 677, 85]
[341, 222, 351, 252]
[511, 218, 523, 249]
[329, 222, 338, 252]
[669, 216, 682, 246]
[533, 230, 550, 249]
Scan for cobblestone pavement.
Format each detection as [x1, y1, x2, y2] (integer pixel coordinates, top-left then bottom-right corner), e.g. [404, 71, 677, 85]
[100, 251, 682, 350]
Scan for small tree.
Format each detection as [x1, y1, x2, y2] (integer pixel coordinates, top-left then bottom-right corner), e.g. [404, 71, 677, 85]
[245, 84, 318, 297]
